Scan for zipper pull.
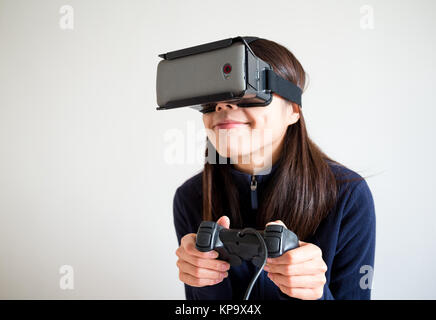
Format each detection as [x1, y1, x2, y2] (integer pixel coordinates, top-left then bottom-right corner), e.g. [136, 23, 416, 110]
[250, 175, 258, 210]
[250, 175, 257, 191]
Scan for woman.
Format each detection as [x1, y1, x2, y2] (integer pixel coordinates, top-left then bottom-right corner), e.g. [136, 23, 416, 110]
[173, 37, 376, 300]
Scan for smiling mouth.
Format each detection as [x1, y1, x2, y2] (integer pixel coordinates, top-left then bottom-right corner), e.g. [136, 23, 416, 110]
[215, 123, 250, 129]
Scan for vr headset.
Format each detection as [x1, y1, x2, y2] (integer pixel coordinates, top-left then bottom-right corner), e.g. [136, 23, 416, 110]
[156, 36, 302, 114]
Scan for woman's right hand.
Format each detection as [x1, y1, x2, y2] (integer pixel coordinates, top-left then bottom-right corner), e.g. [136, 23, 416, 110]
[176, 216, 231, 287]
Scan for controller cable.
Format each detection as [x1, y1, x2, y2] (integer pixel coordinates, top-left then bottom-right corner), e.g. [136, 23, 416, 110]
[239, 228, 268, 300]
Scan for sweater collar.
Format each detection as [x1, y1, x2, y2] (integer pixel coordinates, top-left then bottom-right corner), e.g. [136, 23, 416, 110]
[229, 161, 280, 185]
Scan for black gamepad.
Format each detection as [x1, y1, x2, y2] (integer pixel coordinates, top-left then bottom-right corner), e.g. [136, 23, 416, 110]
[195, 221, 299, 268]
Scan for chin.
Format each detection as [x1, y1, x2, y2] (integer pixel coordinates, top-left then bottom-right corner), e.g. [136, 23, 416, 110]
[218, 148, 251, 160]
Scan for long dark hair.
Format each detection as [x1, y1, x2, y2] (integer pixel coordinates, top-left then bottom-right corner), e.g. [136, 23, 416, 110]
[202, 38, 365, 240]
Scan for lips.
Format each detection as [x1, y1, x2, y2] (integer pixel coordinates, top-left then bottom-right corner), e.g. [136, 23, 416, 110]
[214, 121, 250, 129]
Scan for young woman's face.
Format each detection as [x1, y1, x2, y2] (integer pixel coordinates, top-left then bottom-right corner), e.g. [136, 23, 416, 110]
[202, 94, 300, 170]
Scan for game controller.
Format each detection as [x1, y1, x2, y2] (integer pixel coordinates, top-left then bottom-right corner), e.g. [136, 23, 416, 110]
[195, 221, 299, 268]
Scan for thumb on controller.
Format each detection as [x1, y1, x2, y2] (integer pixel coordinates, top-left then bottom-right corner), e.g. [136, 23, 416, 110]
[216, 216, 230, 229]
[266, 220, 287, 228]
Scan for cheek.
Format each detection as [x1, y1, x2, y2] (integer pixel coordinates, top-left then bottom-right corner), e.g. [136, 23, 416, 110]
[202, 114, 213, 129]
[203, 115, 216, 142]
[248, 114, 278, 148]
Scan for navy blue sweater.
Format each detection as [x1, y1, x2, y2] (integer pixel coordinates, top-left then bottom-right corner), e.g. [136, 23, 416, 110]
[173, 161, 376, 300]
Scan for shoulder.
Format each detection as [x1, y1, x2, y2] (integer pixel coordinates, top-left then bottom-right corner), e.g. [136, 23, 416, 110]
[327, 160, 370, 194]
[327, 160, 363, 183]
[174, 169, 203, 202]
[326, 160, 375, 223]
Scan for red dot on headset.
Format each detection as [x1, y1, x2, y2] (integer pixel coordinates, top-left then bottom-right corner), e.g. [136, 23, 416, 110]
[223, 64, 232, 74]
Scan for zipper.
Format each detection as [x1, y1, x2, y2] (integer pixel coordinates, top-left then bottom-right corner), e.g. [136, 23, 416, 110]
[250, 175, 258, 210]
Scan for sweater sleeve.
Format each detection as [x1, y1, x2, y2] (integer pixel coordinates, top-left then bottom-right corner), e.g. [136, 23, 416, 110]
[324, 179, 376, 300]
[173, 186, 194, 245]
[173, 186, 233, 300]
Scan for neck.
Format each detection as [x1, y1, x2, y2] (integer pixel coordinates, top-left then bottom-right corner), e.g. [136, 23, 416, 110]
[231, 138, 283, 175]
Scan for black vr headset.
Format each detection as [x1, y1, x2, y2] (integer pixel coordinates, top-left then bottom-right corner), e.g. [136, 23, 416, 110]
[156, 36, 302, 114]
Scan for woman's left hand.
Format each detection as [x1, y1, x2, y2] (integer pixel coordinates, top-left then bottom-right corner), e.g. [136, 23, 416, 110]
[263, 220, 328, 300]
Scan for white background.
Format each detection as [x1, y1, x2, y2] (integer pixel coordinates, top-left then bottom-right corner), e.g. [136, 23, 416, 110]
[0, 0, 435, 299]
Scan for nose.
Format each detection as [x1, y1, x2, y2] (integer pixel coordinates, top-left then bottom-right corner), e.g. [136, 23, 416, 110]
[215, 103, 238, 112]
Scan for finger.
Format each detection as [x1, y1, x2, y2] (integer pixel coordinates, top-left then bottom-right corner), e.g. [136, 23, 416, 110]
[267, 243, 322, 265]
[265, 220, 287, 228]
[276, 284, 324, 300]
[177, 248, 230, 272]
[179, 271, 223, 287]
[181, 234, 220, 259]
[216, 216, 230, 229]
[177, 260, 228, 281]
[264, 260, 327, 276]
[267, 273, 326, 289]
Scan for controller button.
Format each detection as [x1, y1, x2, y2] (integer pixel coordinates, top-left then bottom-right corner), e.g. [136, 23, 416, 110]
[267, 225, 283, 233]
[265, 237, 280, 253]
[196, 233, 212, 247]
[200, 221, 216, 229]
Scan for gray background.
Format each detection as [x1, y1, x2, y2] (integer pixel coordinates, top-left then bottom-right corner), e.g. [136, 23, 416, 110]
[0, 0, 435, 299]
